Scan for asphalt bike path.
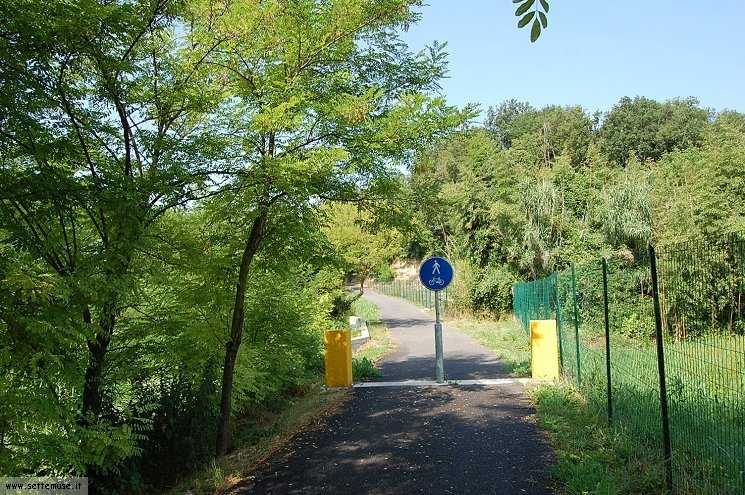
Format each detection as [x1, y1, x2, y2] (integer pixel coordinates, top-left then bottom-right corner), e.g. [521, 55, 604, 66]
[229, 290, 554, 494]
[364, 290, 511, 381]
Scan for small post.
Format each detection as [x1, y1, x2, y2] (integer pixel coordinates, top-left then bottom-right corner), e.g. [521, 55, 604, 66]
[434, 289, 444, 383]
[530, 319, 560, 379]
[324, 329, 353, 387]
[601, 258, 613, 425]
[649, 243, 674, 494]
[571, 264, 582, 386]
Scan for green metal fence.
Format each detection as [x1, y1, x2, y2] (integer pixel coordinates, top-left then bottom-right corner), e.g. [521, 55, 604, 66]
[369, 278, 449, 314]
[512, 236, 745, 494]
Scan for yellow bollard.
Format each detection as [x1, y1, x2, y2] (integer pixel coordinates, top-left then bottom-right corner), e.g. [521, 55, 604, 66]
[530, 319, 560, 380]
[324, 329, 353, 387]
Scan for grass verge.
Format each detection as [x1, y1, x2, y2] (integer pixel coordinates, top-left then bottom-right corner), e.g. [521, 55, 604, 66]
[447, 316, 531, 376]
[441, 311, 668, 493]
[165, 384, 349, 495]
[351, 297, 394, 381]
[350, 296, 380, 323]
[531, 382, 667, 495]
[353, 322, 392, 363]
[353, 322, 394, 381]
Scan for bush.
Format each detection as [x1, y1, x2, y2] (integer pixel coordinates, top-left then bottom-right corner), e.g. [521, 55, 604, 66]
[375, 264, 395, 282]
[352, 357, 381, 381]
[472, 264, 517, 316]
[330, 290, 354, 319]
[445, 259, 517, 317]
[446, 258, 478, 315]
[134, 363, 219, 488]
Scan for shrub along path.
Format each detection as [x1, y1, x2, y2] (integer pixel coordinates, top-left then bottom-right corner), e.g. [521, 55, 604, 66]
[226, 291, 554, 494]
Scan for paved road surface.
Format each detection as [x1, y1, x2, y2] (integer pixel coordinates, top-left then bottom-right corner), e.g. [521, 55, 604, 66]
[229, 290, 554, 495]
[363, 290, 510, 381]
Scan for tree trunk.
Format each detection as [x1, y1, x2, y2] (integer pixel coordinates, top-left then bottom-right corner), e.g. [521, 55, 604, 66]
[81, 301, 116, 419]
[216, 209, 268, 456]
[349, 276, 366, 303]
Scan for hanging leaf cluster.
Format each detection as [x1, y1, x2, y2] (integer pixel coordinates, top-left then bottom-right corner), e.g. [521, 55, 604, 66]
[514, 0, 549, 42]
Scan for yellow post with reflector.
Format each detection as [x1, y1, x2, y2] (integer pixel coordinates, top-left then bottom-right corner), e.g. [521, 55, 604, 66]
[324, 329, 353, 387]
[530, 319, 560, 380]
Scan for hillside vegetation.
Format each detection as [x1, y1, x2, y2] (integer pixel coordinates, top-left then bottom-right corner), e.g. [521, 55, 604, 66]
[401, 98, 745, 318]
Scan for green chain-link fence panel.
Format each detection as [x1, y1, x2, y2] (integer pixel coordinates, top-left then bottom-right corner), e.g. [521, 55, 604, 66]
[370, 278, 449, 314]
[511, 273, 557, 333]
[656, 238, 745, 494]
[513, 236, 745, 494]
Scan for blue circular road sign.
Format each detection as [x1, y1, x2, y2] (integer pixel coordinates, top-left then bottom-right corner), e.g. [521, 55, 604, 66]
[419, 256, 454, 291]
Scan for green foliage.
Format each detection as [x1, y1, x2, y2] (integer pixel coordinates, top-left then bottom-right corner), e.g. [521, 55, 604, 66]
[601, 96, 711, 166]
[350, 298, 381, 323]
[375, 264, 396, 282]
[0, 0, 227, 485]
[405, 95, 744, 322]
[653, 120, 745, 243]
[508, 105, 595, 166]
[325, 203, 404, 286]
[486, 99, 533, 148]
[532, 383, 666, 494]
[187, 0, 470, 455]
[513, 0, 550, 42]
[0, 0, 467, 488]
[330, 290, 356, 320]
[600, 161, 653, 254]
[352, 357, 381, 381]
[470, 265, 517, 316]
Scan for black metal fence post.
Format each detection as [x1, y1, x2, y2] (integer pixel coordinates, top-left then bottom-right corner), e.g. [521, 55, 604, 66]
[649, 243, 674, 494]
[571, 264, 582, 387]
[601, 258, 613, 425]
[554, 272, 564, 373]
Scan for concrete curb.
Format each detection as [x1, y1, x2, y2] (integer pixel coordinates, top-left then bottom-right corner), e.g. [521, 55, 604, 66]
[350, 316, 370, 350]
[354, 378, 540, 388]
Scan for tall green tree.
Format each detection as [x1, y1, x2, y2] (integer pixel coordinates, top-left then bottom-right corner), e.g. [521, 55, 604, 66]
[187, 0, 470, 455]
[485, 99, 533, 148]
[600, 96, 710, 166]
[653, 120, 745, 244]
[0, 0, 224, 480]
[325, 202, 403, 292]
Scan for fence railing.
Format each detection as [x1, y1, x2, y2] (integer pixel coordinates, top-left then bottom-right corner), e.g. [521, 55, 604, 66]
[513, 236, 745, 494]
[369, 278, 449, 314]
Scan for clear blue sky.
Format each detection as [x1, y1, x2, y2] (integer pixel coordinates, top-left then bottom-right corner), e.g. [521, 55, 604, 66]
[401, 1, 745, 117]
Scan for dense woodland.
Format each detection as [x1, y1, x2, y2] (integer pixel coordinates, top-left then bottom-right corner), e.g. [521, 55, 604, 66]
[1, 0, 744, 493]
[405, 97, 745, 319]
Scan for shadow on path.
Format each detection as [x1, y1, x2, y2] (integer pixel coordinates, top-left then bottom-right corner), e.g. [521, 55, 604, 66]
[227, 290, 554, 494]
[229, 386, 553, 495]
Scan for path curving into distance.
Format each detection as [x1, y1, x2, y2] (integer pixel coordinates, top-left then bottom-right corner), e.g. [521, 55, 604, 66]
[363, 290, 510, 381]
[227, 290, 554, 495]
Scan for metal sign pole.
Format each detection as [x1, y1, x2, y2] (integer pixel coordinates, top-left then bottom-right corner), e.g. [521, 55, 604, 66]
[434, 289, 444, 383]
[418, 256, 453, 384]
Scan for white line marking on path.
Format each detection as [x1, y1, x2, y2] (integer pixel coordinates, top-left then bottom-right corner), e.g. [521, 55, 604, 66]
[353, 378, 539, 388]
